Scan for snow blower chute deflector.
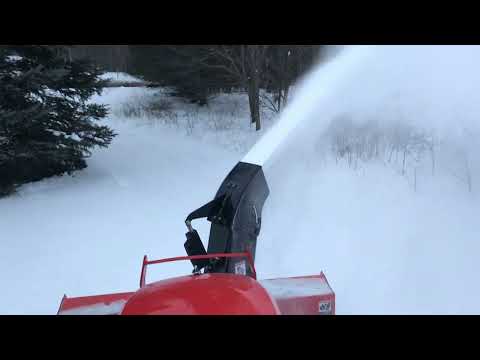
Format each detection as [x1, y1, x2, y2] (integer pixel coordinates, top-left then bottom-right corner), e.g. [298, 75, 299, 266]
[57, 162, 335, 315]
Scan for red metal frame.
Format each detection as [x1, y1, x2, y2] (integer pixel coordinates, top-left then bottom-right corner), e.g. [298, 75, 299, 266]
[139, 252, 256, 288]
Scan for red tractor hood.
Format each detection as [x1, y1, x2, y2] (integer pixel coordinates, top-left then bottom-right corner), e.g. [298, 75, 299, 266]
[121, 273, 280, 315]
[58, 272, 334, 315]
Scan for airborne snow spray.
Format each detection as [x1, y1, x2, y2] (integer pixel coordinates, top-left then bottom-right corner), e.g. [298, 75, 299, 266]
[250, 45, 480, 314]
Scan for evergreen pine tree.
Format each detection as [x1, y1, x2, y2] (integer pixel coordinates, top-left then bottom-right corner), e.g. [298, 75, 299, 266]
[0, 45, 115, 196]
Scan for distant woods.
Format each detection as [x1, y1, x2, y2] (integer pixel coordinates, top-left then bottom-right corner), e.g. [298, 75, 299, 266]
[70, 45, 324, 130]
[70, 45, 131, 74]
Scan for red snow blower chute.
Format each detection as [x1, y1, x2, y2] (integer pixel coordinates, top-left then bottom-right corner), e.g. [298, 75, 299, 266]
[57, 162, 335, 315]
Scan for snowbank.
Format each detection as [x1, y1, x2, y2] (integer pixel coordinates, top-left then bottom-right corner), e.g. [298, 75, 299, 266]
[100, 72, 144, 83]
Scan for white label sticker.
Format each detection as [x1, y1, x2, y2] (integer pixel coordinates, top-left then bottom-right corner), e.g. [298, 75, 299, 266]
[318, 301, 331, 314]
[235, 260, 247, 275]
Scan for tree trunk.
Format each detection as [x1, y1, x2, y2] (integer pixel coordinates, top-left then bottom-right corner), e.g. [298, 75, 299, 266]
[283, 86, 289, 108]
[248, 76, 261, 131]
[276, 88, 282, 111]
[248, 71, 262, 131]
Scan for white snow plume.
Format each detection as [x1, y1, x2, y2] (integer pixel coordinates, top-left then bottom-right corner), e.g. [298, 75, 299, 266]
[245, 45, 480, 170]
[243, 45, 374, 167]
[253, 45, 480, 314]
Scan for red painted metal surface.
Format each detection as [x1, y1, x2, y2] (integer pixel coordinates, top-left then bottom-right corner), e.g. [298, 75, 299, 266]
[140, 252, 256, 288]
[122, 273, 280, 315]
[57, 252, 334, 315]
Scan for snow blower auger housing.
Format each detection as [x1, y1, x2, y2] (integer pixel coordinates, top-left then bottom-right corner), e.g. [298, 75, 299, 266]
[57, 162, 335, 315]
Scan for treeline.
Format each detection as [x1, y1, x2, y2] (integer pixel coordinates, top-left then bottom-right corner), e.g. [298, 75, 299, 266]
[71, 45, 324, 130]
[69, 45, 131, 74]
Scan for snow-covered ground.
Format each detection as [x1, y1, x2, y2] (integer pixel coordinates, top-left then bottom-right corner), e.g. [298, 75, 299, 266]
[2, 47, 480, 315]
[0, 113, 237, 314]
[100, 72, 144, 83]
[0, 79, 276, 315]
[259, 160, 480, 314]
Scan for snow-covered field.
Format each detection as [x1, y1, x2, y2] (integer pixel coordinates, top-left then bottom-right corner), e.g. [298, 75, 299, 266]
[2, 46, 480, 315]
[0, 79, 275, 315]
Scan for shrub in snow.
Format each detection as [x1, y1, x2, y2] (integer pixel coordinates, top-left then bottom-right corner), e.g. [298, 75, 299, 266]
[116, 92, 173, 120]
[0, 46, 116, 196]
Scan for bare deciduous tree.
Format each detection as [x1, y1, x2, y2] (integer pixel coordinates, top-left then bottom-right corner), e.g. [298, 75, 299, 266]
[206, 45, 270, 130]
